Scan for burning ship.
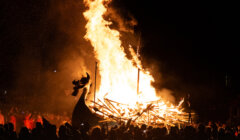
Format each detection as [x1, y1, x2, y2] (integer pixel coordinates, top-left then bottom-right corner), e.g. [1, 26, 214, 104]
[71, 0, 193, 128]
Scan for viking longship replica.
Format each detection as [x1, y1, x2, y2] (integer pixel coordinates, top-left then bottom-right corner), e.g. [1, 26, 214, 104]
[71, 73, 193, 129]
[71, 0, 195, 128]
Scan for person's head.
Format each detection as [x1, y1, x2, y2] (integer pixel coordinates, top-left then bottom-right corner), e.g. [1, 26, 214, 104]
[36, 122, 42, 129]
[161, 127, 167, 135]
[134, 125, 139, 132]
[8, 123, 14, 132]
[147, 126, 153, 131]
[19, 127, 29, 137]
[140, 124, 147, 131]
[198, 124, 205, 132]
[90, 126, 101, 138]
[0, 125, 4, 135]
[50, 125, 57, 134]
[129, 125, 134, 131]
[170, 126, 178, 135]
[58, 125, 67, 138]
[208, 121, 212, 126]
[4, 123, 8, 131]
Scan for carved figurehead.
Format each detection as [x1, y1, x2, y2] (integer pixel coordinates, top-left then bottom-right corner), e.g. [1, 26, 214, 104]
[71, 73, 102, 129]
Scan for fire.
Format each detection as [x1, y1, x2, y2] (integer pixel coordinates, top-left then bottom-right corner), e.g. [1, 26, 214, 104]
[83, 0, 190, 125]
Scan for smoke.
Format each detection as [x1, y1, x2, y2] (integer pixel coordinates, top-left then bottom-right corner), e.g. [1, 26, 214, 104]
[7, 0, 180, 114]
[105, 3, 178, 104]
[105, 7, 137, 33]
[9, 0, 98, 113]
[38, 0, 98, 112]
[156, 89, 175, 103]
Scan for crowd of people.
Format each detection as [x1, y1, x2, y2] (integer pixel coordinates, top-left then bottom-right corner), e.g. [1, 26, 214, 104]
[1, 108, 240, 140]
[0, 107, 71, 133]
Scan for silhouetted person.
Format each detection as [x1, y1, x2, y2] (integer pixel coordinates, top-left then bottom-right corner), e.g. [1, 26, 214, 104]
[108, 128, 117, 140]
[5, 123, 17, 140]
[18, 127, 30, 140]
[218, 128, 226, 140]
[58, 125, 68, 140]
[183, 126, 196, 140]
[196, 124, 208, 140]
[0, 125, 5, 140]
[90, 126, 103, 140]
[168, 126, 180, 140]
[0, 110, 4, 125]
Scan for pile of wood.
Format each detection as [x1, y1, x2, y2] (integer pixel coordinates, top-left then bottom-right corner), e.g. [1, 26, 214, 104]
[88, 97, 193, 127]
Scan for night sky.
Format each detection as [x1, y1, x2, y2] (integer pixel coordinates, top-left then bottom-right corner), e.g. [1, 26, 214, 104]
[0, 0, 239, 121]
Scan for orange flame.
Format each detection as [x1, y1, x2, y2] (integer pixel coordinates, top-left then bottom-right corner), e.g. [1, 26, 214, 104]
[83, 0, 189, 125]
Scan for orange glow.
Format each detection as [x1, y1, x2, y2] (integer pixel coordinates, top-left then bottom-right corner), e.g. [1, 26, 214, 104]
[83, 0, 190, 125]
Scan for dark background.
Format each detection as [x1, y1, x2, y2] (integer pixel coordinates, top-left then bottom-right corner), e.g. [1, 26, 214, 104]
[0, 0, 239, 122]
[117, 0, 240, 122]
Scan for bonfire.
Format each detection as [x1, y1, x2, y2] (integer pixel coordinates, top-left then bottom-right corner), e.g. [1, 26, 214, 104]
[79, 0, 194, 126]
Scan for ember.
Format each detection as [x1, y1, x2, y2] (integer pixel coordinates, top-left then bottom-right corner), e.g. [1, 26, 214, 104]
[83, 0, 194, 126]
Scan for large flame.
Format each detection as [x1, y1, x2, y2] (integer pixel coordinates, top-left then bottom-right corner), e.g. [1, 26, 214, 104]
[83, 0, 189, 125]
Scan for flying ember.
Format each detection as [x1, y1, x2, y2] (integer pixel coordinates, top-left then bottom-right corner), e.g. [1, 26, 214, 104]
[83, 0, 191, 126]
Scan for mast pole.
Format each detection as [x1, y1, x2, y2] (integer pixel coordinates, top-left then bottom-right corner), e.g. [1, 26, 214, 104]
[137, 68, 140, 95]
[137, 32, 141, 95]
[94, 62, 97, 106]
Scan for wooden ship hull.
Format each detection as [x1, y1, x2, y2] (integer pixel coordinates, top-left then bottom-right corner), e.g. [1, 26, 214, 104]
[71, 73, 103, 129]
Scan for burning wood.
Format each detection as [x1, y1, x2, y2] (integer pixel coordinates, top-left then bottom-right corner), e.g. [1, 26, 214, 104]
[79, 0, 195, 127]
[87, 96, 193, 126]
